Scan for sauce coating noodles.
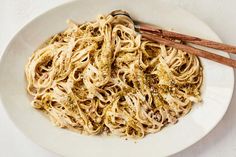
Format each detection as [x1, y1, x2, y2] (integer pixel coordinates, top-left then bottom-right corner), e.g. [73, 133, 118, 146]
[25, 13, 202, 138]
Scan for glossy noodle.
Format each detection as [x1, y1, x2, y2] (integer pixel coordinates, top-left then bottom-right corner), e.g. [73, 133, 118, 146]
[25, 13, 203, 139]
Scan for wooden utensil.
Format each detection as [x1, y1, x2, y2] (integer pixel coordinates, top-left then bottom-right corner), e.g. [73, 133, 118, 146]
[111, 10, 236, 68]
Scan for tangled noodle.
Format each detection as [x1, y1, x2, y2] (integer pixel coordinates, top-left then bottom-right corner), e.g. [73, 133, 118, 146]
[25, 13, 203, 139]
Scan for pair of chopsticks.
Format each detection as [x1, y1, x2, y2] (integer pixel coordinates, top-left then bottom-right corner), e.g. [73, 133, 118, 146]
[111, 10, 236, 68]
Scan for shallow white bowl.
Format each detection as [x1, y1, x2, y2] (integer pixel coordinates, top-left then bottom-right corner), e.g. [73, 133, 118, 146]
[0, 0, 234, 157]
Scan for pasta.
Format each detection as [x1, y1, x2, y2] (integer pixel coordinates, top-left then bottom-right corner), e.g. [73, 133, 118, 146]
[25, 13, 203, 139]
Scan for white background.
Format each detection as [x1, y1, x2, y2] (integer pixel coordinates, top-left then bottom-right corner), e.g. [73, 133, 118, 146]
[0, 0, 236, 157]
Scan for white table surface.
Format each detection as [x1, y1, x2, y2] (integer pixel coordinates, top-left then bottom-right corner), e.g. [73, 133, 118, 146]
[0, 0, 235, 157]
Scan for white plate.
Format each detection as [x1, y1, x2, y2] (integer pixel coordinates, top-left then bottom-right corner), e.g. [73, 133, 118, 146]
[0, 0, 234, 157]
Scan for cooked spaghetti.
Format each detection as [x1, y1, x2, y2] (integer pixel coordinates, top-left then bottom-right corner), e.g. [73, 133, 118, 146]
[25, 13, 203, 138]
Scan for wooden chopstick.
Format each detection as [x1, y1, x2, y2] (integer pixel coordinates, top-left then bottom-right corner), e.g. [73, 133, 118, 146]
[139, 23, 236, 54]
[141, 31, 236, 68]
